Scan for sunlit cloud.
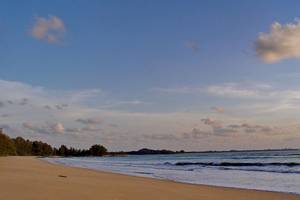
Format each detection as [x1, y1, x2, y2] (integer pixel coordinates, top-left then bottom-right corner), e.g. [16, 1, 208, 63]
[22, 122, 65, 135]
[31, 15, 66, 43]
[256, 20, 300, 63]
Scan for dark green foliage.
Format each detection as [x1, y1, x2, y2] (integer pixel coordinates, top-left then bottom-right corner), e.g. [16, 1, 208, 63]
[13, 137, 32, 156]
[0, 130, 107, 157]
[89, 144, 107, 156]
[32, 141, 53, 156]
[58, 145, 68, 156]
[57, 146, 90, 157]
[0, 131, 16, 156]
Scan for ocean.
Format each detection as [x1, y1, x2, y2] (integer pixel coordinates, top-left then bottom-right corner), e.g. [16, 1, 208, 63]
[44, 149, 300, 194]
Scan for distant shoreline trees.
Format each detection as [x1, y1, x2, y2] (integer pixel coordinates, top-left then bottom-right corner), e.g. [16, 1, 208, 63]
[0, 129, 107, 157]
[0, 131, 17, 156]
[0, 129, 187, 157]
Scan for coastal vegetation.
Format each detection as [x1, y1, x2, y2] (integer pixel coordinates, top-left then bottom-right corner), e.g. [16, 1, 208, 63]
[0, 130, 107, 157]
[0, 130, 182, 157]
[0, 131, 17, 156]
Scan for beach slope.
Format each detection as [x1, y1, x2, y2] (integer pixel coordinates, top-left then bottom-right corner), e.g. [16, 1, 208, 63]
[0, 156, 299, 200]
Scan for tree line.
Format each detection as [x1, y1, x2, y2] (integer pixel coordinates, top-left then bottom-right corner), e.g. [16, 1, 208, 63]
[0, 130, 107, 157]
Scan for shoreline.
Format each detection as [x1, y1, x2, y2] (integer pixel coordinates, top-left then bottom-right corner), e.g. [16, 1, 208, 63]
[1, 156, 299, 200]
[43, 157, 300, 196]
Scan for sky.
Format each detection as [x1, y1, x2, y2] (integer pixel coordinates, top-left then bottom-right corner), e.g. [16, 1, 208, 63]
[1, 0, 300, 151]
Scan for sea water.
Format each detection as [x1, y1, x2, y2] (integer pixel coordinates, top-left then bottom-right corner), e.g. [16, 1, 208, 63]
[44, 149, 300, 194]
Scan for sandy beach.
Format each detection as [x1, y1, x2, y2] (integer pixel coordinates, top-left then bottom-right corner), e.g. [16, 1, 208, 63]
[0, 157, 299, 200]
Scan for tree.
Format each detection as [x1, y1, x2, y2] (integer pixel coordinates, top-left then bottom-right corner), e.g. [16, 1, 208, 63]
[31, 141, 53, 156]
[40, 142, 53, 156]
[89, 144, 107, 156]
[0, 131, 16, 156]
[58, 145, 68, 156]
[13, 137, 32, 156]
[0, 130, 108, 157]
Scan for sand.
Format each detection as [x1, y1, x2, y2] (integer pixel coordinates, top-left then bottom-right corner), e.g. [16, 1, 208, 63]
[0, 156, 299, 200]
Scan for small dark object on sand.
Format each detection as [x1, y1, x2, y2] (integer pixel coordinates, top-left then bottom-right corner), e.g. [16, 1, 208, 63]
[58, 175, 67, 178]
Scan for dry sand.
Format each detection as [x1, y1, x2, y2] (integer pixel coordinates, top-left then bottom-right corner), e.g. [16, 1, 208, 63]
[0, 156, 299, 200]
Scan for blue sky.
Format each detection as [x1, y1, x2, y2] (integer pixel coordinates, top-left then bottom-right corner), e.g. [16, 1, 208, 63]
[1, 1, 300, 151]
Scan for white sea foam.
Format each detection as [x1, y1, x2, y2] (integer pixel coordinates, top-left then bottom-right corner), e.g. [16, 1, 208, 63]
[44, 150, 300, 194]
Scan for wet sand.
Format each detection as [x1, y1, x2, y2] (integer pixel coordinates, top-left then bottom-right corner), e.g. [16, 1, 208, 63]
[0, 156, 299, 200]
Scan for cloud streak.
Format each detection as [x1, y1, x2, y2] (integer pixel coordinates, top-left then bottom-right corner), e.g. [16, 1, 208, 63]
[200, 117, 275, 137]
[206, 83, 262, 98]
[76, 118, 102, 125]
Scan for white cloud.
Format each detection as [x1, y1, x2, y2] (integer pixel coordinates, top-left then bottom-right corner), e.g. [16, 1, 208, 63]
[0, 79, 162, 149]
[51, 122, 65, 134]
[205, 83, 300, 114]
[0, 79, 299, 150]
[31, 15, 66, 43]
[22, 122, 65, 135]
[153, 82, 300, 118]
[153, 83, 270, 98]
[0, 80, 104, 108]
[256, 20, 300, 63]
[152, 86, 202, 94]
[206, 83, 261, 98]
